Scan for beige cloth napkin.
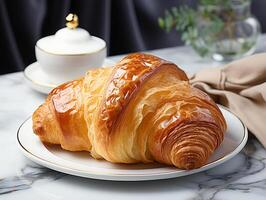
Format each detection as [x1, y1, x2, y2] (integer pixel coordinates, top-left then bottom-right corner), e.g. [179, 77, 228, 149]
[190, 53, 266, 148]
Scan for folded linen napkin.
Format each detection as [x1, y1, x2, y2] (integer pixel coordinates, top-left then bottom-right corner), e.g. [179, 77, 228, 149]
[190, 53, 266, 148]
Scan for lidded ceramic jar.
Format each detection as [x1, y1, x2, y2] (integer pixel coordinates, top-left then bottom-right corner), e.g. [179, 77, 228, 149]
[35, 13, 106, 83]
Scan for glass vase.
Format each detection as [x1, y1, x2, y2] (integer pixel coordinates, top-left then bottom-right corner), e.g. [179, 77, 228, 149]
[195, 0, 261, 61]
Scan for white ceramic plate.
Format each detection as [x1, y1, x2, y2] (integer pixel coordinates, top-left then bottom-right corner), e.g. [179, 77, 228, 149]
[24, 59, 115, 94]
[17, 106, 248, 181]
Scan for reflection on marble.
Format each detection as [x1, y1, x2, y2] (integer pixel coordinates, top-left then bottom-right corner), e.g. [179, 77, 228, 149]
[0, 164, 64, 194]
[1, 36, 266, 199]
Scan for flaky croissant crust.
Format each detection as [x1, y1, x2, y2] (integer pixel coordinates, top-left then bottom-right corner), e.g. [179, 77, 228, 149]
[33, 53, 226, 169]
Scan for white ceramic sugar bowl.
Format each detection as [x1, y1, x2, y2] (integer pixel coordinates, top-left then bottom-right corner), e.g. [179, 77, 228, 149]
[35, 13, 106, 83]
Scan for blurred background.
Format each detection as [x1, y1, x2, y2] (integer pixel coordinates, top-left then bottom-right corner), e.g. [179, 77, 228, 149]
[0, 0, 265, 75]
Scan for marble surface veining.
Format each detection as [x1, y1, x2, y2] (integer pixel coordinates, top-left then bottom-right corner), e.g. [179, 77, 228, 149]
[1, 35, 266, 200]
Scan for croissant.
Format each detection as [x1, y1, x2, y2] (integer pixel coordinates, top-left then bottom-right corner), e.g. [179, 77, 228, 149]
[33, 53, 226, 169]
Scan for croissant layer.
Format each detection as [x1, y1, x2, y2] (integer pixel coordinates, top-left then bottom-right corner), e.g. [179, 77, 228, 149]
[33, 53, 226, 169]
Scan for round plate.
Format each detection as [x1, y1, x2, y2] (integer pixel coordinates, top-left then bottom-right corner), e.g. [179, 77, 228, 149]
[24, 59, 115, 94]
[17, 106, 248, 181]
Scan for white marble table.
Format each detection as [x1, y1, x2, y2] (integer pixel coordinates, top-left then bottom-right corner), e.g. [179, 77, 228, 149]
[1, 36, 266, 200]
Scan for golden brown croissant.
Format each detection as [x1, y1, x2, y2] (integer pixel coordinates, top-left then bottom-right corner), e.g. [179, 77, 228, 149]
[33, 53, 226, 169]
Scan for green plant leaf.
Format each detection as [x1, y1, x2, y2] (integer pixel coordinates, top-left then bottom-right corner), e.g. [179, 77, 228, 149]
[158, 18, 165, 29]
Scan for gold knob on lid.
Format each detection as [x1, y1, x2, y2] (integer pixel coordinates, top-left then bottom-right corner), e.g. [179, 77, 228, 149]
[66, 13, 79, 29]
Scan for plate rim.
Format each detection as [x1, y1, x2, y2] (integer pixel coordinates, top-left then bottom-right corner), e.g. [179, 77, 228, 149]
[17, 106, 248, 181]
